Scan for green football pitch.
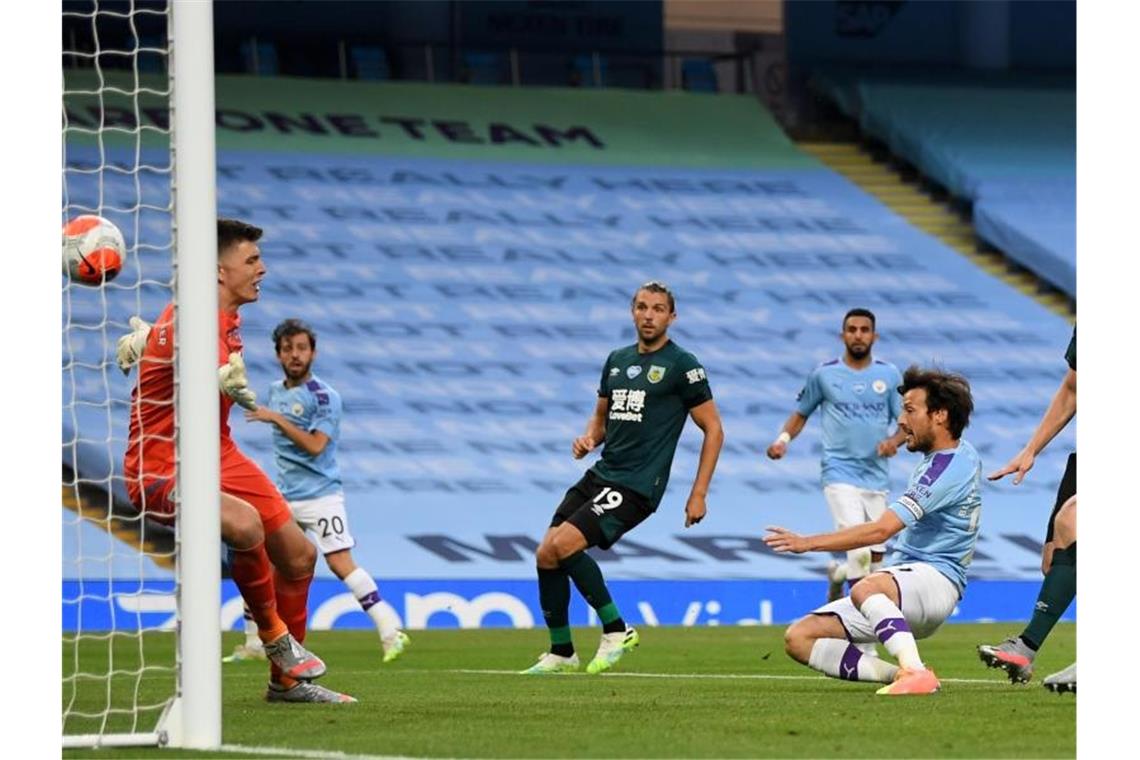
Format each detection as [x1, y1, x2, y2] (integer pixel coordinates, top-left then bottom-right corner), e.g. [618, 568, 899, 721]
[63, 623, 1075, 758]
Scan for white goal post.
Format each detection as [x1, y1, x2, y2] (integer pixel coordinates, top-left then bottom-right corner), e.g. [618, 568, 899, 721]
[61, 0, 221, 749]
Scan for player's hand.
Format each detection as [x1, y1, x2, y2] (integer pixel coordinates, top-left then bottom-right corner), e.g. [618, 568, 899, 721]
[244, 407, 278, 424]
[218, 352, 258, 411]
[763, 526, 810, 554]
[115, 316, 151, 374]
[684, 494, 707, 528]
[876, 437, 899, 458]
[766, 440, 787, 460]
[987, 447, 1034, 484]
[571, 435, 597, 459]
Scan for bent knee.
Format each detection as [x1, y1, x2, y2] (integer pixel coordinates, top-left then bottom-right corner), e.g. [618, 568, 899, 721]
[535, 541, 560, 569]
[783, 620, 813, 664]
[222, 506, 264, 550]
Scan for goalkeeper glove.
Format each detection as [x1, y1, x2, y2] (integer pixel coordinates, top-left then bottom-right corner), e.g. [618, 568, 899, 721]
[115, 316, 152, 375]
[218, 352, 258, 411]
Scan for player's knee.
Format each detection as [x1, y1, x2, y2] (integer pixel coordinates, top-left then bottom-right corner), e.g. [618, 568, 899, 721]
[222, 506, 264, 550]
[783, 620, 812, 664]
[848, 575, 889, 608]
[535, 540, 559, 569]
[1053, 497, 1077, 548]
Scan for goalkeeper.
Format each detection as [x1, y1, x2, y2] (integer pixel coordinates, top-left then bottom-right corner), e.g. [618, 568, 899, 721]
[119, 218, 354, 704]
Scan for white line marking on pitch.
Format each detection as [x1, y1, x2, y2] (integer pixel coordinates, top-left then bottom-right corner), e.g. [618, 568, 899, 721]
[220, 743, 443, 760]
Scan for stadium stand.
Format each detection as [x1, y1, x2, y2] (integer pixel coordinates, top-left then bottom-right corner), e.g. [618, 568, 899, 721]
[810, 68, 1075, 298]
[64, 75, 1074, 632]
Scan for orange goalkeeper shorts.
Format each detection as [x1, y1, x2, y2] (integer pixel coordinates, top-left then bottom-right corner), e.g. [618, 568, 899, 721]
[126, 440, 291, 535]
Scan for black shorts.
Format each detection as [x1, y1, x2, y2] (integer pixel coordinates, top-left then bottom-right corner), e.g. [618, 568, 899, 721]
[1045, 452, 1076, 543]
[550, 470, 653, 551]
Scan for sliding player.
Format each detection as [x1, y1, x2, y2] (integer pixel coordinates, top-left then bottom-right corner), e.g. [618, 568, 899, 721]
[765, 367, 980, 696]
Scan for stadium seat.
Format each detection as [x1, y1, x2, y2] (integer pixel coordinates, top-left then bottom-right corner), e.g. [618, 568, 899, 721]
[351, 45, 390, 80]
[240, 39, 279, 76]
[681, 58, 718, 92]
[461, 51, 507, 85]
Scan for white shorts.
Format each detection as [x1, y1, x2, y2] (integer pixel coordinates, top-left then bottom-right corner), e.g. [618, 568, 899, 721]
[288, 491, 356, 555]
[823, 483, 889, 553]
[810, 562, 959, 643]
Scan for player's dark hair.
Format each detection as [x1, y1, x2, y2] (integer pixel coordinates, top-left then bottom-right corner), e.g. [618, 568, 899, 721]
[632, 280, 676, 313]
[898, 365, 973, 439]
[272, 318, 317, 353]
[217, 218, 263, 257]
[843, 307, 876, 330]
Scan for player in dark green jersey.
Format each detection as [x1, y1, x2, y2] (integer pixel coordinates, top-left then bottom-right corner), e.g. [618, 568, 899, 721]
[522, 281, 725, 675]
[978, 326, 1077, 693]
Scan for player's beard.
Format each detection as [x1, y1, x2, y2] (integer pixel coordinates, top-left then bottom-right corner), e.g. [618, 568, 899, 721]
[845, 342, 870, 361]
[284, 359, 312, 383]
[905, 428, 933, 453]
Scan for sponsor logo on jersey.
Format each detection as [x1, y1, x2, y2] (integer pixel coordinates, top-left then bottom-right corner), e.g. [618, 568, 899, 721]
[626, 365, 642, 379]
[609, 367, 620, 376]
[685, 367, 707, 384]
[873, 379, 887, 394]
[647, 365, 666, 384]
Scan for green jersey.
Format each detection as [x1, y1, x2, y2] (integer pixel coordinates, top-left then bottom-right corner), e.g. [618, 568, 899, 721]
[590, 340, 713, 508]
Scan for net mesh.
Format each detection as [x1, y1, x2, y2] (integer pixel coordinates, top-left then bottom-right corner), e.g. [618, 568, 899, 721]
[62, 0, 178, 743]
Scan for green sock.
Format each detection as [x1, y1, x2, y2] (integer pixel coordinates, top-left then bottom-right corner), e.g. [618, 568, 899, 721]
[537, 566, 573, 655]
[1021, 542, 1076, 650]
[561, 552, 625, 633]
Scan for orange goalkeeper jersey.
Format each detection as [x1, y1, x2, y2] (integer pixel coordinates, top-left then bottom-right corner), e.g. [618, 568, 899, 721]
[123, 302, 244, 480]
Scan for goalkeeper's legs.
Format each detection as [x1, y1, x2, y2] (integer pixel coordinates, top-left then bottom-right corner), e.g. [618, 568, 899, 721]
[265, 520, 318, 683]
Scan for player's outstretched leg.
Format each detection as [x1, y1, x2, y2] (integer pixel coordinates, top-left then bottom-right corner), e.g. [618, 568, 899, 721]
[851, 578, 940, 696]
[1043, 662, 1076, 694]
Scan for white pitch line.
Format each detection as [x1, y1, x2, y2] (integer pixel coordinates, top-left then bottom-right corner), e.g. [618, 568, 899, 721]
[220, 743, 442, 760]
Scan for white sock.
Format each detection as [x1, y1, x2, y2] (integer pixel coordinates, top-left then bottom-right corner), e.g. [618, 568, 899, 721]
[807, 638, 899, 683]
[343, 567, 398, 640]
[870, 557, 884, 573]
[242, 603, 260, 647]
[858, 593, 924, 670]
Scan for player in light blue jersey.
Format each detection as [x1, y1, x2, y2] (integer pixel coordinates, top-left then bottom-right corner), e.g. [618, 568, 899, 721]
[765, 366, 979, 696]
[234, 319, 409, 664]
[768, 308, 906, 600]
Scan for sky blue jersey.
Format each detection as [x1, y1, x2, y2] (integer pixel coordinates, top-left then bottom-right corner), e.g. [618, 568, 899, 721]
[887, 440, 983, 596]
[795, 358, 902, 490]
[266, 374, 342, 501]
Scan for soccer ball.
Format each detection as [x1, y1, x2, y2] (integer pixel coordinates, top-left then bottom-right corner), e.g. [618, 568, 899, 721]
[62, 215, 125, 285]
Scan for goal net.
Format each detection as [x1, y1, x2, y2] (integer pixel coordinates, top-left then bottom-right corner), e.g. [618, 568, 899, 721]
[62, 0, 219, 748]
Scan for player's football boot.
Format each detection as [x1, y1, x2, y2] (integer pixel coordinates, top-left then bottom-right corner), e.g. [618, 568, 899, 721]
[266, 680, 357, 703]
[521, 652, 580, 674]
[222, 642, 267, 663]
[586, 626, 640, 675]
[1043, 662, 1076, 694]
[264, 633, 326, 681]
[826, 560, 848, 603]
[876, 667, 940, 695]
[977, 636, 1035, 684]
[382, 631, 411, 664]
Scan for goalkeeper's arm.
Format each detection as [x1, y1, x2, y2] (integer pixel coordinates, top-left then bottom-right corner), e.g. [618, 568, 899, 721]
[218, 352, 258, 410]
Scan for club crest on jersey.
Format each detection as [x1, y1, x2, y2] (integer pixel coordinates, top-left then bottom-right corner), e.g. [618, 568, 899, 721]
[292, 403, 304, 416]
[626, 365, 642, 379]
[647, 365, 666, 384]
[852, 382, 866, 395]
[873, 379, 887, 394]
